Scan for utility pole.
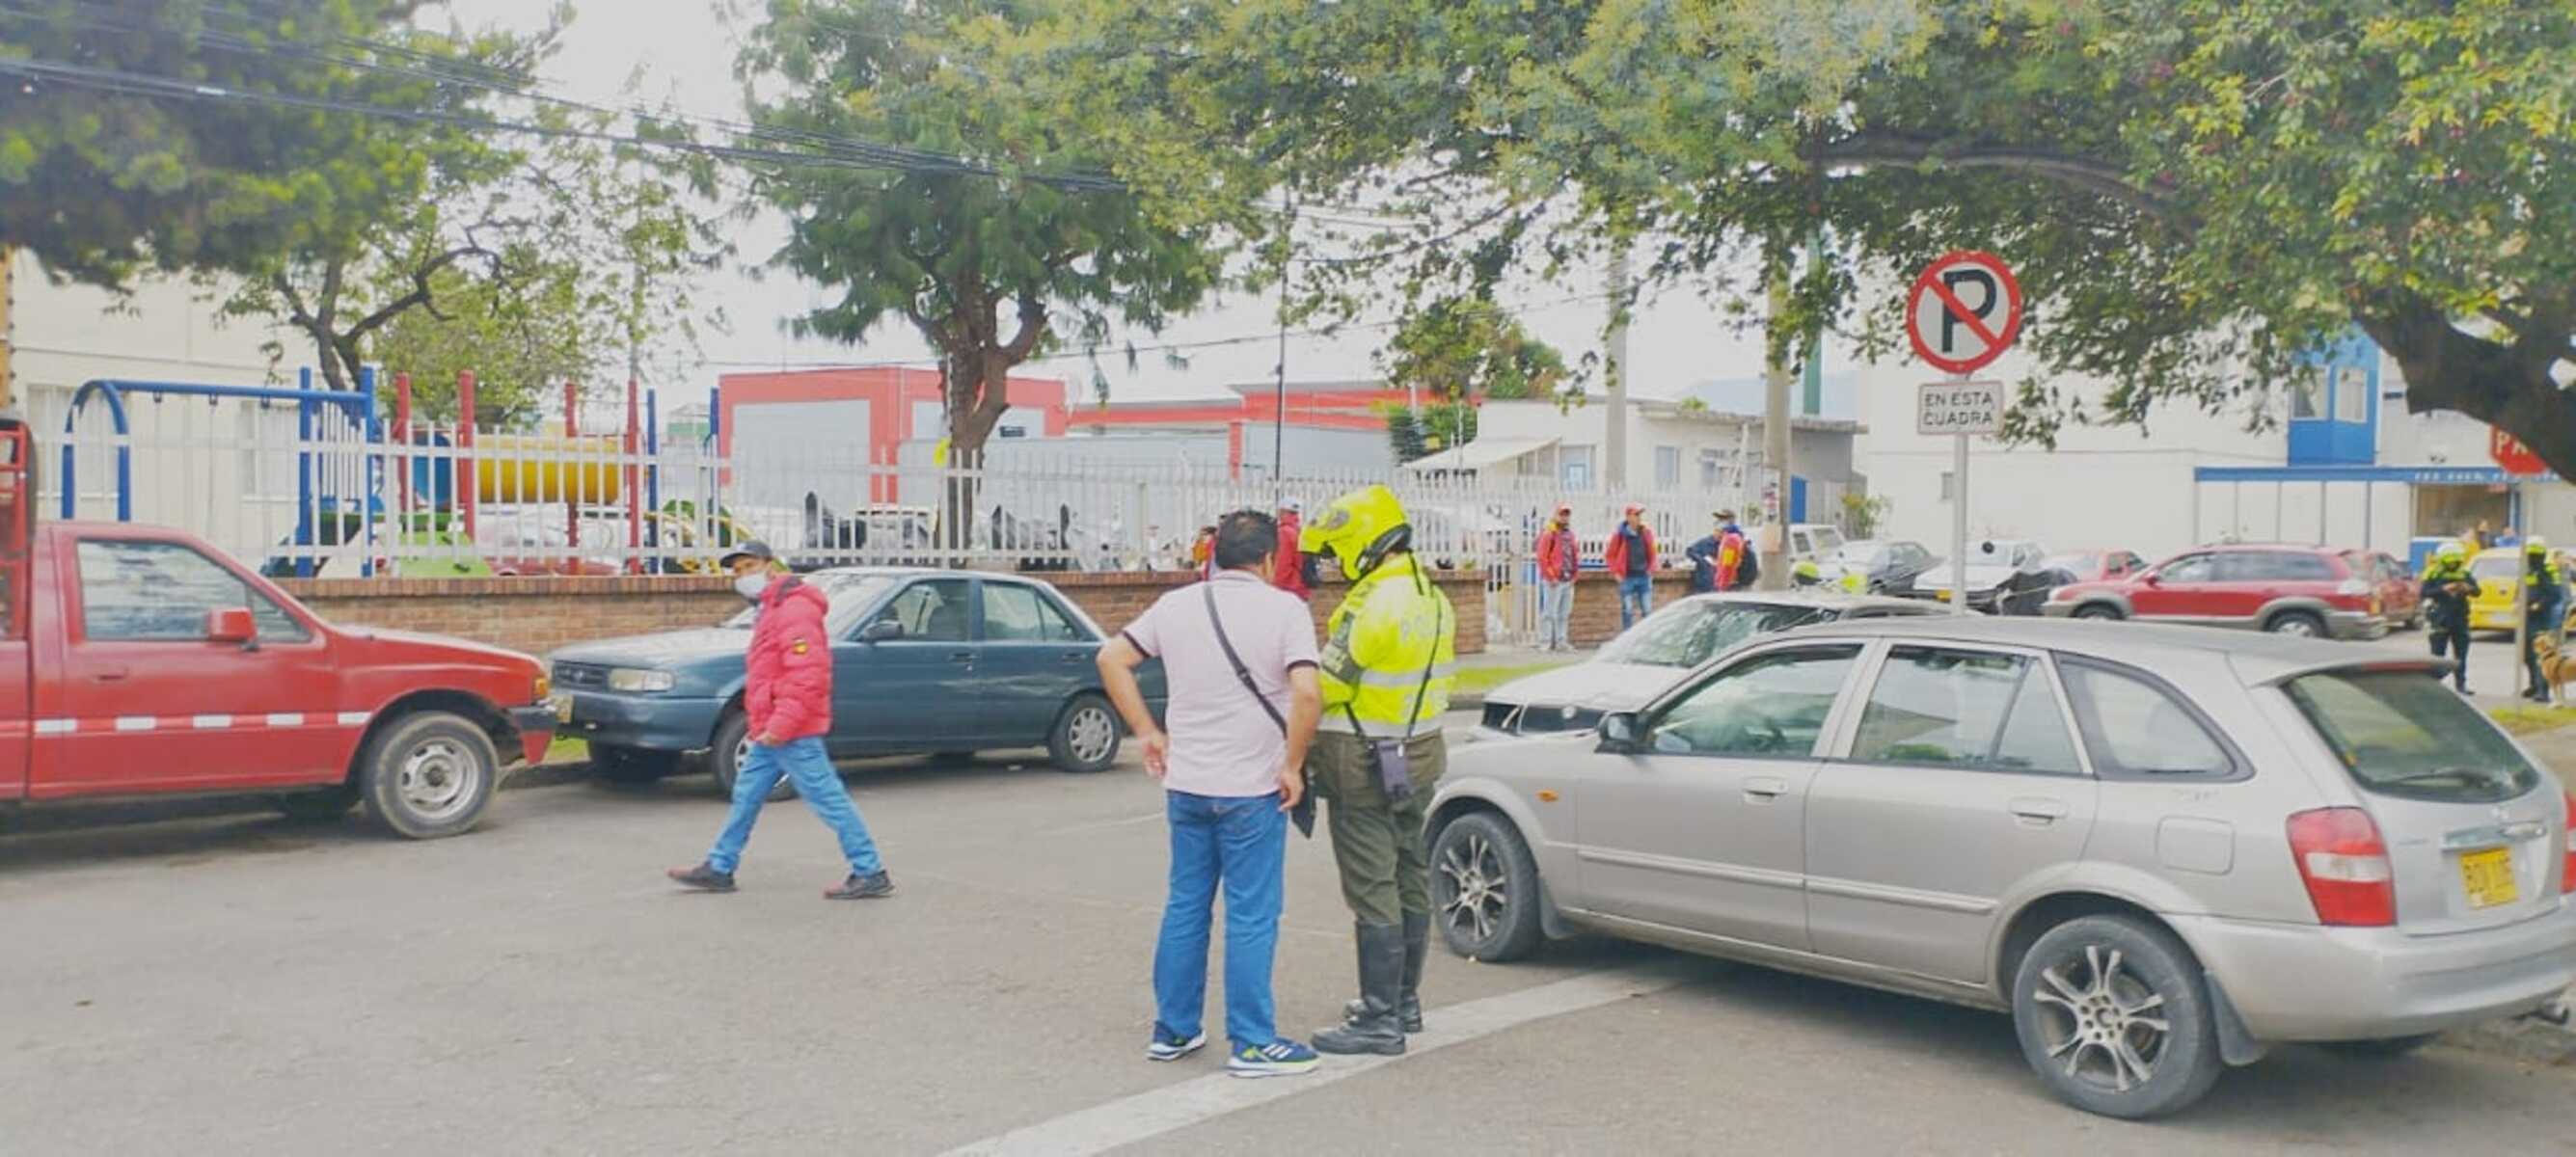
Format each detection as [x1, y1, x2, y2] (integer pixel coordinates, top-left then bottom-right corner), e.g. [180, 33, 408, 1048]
[1604, 243, 1631, 493]
[0, 245, 15, 413]
[1759, 253, 1794, 589]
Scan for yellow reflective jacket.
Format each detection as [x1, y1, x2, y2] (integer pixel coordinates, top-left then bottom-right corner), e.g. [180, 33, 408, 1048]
[1318, 553, 1457, 735]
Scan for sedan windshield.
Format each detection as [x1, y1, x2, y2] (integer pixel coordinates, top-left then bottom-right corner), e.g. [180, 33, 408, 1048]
[1598, 601, 1833, 667]
[721, 574, 898, 636]
[1830, 542, 1889, 567]
[2283, 670, 2541, 803]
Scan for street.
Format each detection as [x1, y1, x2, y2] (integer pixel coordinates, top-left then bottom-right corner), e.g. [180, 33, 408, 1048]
[6, 730, 2572, 1156]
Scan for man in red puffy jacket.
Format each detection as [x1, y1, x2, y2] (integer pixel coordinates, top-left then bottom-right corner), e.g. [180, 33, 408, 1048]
[668, 542, 892, 899]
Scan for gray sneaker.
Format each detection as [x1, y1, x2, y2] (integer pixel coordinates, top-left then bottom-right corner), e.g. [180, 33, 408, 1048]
[825, 870, 894, 900]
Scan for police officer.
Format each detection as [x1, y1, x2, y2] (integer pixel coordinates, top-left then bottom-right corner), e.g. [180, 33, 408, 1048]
[2420, 541, 2479, 693]
[2523, 536, 2564, 702]
[1298, 486, 1457, 1057]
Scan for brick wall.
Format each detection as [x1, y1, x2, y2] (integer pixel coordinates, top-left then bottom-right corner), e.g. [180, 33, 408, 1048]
[1559, 572, 1695, 647]
[277, 568, 1491, 659]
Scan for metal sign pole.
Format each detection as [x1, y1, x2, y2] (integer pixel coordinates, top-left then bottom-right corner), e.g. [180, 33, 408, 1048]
[1951, 375, 1970, 616]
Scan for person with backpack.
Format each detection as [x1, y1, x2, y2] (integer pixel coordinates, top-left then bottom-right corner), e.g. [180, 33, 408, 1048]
[1098, 509, 1326, 1078]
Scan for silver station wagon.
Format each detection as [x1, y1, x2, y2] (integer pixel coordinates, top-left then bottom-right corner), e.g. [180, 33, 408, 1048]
[1425, 617, 2576, 1118]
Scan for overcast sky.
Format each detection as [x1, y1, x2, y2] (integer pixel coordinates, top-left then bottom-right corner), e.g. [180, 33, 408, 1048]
[438, 0, 1777, 408]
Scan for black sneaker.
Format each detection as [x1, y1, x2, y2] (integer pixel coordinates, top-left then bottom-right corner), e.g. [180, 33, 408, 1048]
[825, 870, 894, 900]
[666, 863, 736, 892]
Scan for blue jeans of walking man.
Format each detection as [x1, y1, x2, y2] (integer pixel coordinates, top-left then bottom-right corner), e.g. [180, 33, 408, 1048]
[1617, 575, 1653, 630]
[1153, 790, 1288, 1052]
[707, 737, 883, 875]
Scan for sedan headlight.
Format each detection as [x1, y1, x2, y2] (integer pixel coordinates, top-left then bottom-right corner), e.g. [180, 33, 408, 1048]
[607, 667, 677, 693]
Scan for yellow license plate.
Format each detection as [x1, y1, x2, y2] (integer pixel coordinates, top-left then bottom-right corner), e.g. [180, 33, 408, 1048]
[552, 695, 574, 723]
[2459, 848, 2518, 909]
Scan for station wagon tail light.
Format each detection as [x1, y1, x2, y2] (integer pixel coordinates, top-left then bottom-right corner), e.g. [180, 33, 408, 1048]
[2562, 791, 2576, 896]
[2287, 807, 2397, 927]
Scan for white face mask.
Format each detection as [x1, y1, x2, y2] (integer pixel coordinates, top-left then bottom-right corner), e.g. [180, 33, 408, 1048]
[734, 572, 771, 602]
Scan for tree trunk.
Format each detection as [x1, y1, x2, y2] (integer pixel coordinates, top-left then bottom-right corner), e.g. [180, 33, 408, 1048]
[2356, 296, 2576, 485]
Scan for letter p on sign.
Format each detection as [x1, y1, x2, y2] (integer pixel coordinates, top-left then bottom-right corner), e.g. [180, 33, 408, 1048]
[1907, 251, 2024, 375]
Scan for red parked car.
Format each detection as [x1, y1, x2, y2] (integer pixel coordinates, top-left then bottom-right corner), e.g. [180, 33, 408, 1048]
[2043, 543, 2388, 639]
[2040, 548, 2149, 583]
[2364, 551, 2425, 631]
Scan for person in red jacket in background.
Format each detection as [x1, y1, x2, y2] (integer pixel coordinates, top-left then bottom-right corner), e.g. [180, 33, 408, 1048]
[669, 541, 893, 900]
[1534, 504, 1580, 651]
[1273, 497, 1314, 601]
[1603, 502, 1657, 631]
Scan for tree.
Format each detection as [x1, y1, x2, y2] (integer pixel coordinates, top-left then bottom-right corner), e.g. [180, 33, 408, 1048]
[0, 1, 442, 286]
[1378, 296, 1577, 406]
[737, 0, 1229, 472]
[1074, 1, 2576, 478]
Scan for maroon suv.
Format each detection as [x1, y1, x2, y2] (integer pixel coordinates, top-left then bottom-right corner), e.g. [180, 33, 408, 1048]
[2042, 543, 2387, 639]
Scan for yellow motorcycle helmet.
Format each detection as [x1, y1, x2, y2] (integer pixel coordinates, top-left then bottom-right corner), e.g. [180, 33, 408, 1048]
[1299, 485, 1413, 580]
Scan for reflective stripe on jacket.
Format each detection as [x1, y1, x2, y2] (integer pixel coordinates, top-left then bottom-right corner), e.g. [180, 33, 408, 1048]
[1317, 554, 1457, 735]
[746, 576, 832, 740]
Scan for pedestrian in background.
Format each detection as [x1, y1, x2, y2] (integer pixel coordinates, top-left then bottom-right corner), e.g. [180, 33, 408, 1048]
[667, 542, 892, 900]
[2523, 536, 2564, 703]
[1098, 509, 1325, 1079]
[1604, 502, 1656, 630]
[1298, 486, 1456, 1058]
[1191, 525, 1219, 579]
[1533, 504, 1580, 652]
[1274, 498, 1314, 602]
[2421, 541, 2479, 693]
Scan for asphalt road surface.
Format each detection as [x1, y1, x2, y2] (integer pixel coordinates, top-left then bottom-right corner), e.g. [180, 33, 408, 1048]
[6, 734, 2574, 1155]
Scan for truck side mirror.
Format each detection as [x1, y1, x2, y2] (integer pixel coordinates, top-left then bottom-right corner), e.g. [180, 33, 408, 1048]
[205, 607, 258, 648]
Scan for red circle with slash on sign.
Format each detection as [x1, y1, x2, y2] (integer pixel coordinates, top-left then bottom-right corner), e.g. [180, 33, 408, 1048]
[1907, 251, 2024, 375]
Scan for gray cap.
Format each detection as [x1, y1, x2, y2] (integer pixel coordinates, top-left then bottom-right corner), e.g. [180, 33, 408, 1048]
[718, 541, 775, 568]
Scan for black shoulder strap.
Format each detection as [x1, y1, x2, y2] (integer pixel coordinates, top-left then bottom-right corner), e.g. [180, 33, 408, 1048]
[1203, 582, 1288, 735]
[1399, 591, 1447, 742]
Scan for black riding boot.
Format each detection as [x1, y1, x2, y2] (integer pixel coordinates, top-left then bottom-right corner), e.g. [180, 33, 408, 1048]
[1314, 922, 1408, 1056]
[1344, 912, 1430, 1033]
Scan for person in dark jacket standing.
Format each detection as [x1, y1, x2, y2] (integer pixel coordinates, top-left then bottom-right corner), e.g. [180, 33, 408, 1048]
[2523, 537, 2564, 703]
[668, 542, 892, 899]
[2420, 541, 2479, 693]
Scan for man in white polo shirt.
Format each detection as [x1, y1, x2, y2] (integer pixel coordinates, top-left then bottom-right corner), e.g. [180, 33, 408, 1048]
[1098, 509, 1325, 1079]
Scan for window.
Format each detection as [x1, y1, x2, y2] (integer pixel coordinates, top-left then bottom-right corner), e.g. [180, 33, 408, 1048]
[1599, 601, 1836, 668]
[1699, 450, 1723, 490]
[2061, 661, 2236, 778]
[77, 539, 308, 643]
[2289, 366, 2326, 419]
[724, 574, 898, 635]
[2156, 553, 2218, 584]
[984, 582, 1083, 642]
[2335, 365, 2370, 423]
[1647, 646, 1860, 758]
[1939, 471, 1955, 501]
[2284, 670, 2540, 803]
[1850, 647, 2082, 773]
[870, 578, 972, 642]
[1655, 445, 1681, 489]
[1560, 446, 1595, 491]
[2220, 551, 2335, 582]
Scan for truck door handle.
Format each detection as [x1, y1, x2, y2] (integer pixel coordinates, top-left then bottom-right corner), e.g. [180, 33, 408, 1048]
[2010, 797, 2070, 824]
[92, 666, 130, 683]
[1743, 776, 1788, 801]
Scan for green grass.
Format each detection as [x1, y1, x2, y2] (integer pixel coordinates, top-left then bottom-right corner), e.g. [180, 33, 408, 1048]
[1455, 660, 1578, 696]
[2487, 704, 2576, 737]
[542, 737, 589, 766]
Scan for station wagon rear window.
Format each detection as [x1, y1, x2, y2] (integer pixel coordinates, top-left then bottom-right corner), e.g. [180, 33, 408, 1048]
[2283, 670, 2542, 803]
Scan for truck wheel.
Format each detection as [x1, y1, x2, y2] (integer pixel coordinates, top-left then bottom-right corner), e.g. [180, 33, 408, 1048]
[1047, 693, 1121, 773]
[708, 713, 795, 802]
[2011, 914, 2223, 1119]
[274, 785, 360, 823]
[592, 744, 679, 785]
[359, 712, 499, 840]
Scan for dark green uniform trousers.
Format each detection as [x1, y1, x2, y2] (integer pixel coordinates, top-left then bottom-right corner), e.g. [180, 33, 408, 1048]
[1309, 730, 1446, 926]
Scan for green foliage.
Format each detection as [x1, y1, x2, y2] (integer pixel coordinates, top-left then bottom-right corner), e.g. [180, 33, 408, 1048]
[1842, 492, 1893, 540]
[0, 1, 448, 285]
[1378, 296, 1576, 405]
[738, 0, 1228, 459]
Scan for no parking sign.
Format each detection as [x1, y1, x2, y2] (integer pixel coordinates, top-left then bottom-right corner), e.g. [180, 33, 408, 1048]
[1907, 251, 2023, 375]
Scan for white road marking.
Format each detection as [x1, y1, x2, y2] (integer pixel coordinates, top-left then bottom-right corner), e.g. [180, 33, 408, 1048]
[938, 961, 1692, 1157]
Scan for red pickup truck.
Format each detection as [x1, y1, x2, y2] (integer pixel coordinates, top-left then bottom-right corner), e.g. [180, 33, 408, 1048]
[1, 418, 555, 838]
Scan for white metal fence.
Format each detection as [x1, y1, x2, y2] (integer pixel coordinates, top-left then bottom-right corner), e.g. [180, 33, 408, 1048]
[32, 418, 1852, 645]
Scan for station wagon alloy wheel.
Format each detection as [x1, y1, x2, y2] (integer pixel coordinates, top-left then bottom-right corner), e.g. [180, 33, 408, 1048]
[1439, 830, 1510, 943]
[2032, 945, 2169, 1094]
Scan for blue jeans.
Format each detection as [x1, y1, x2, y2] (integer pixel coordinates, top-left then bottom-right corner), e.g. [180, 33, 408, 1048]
[706, 737, 883, 874]
[1617, 575, 1653, 630]
[1152, 790, 1288, 1050]
[1537, 579, 1575, 648]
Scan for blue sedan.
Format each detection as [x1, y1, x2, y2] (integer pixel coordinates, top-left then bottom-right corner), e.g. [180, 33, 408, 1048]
[548, 568, 1165, 795]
